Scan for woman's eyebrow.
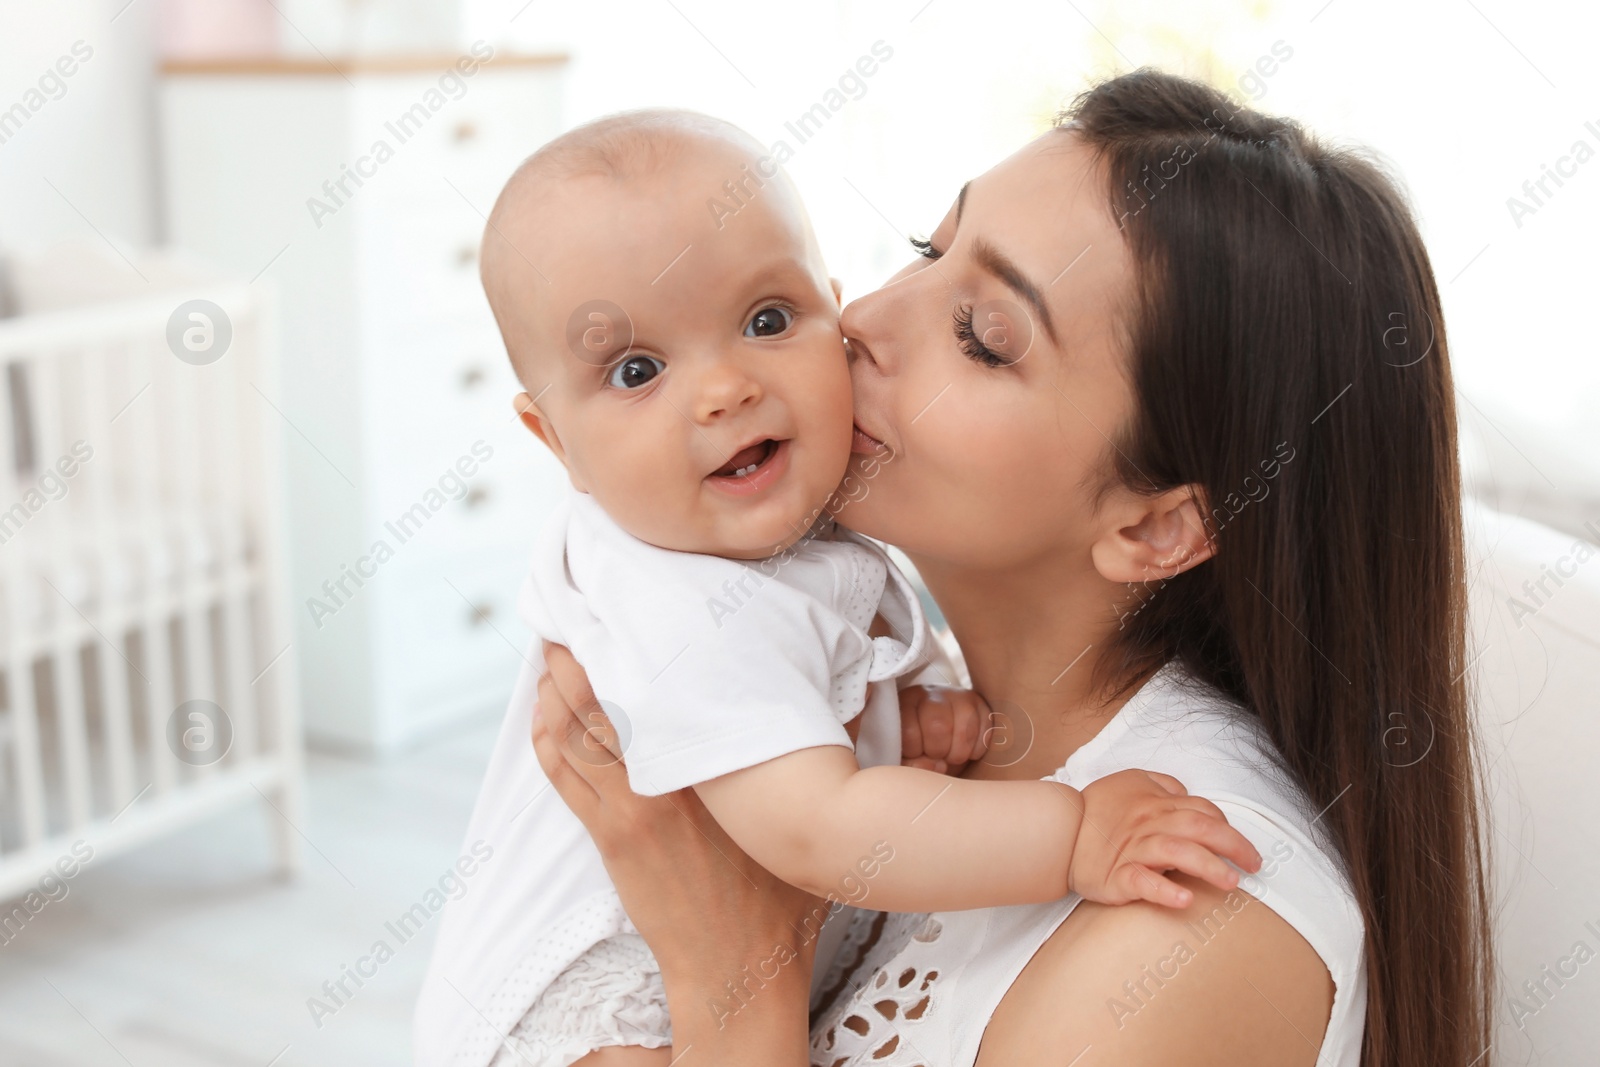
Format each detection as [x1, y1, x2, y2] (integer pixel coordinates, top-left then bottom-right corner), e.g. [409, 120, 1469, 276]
[969, 237, 1058, 345]
[954, 180, 971, 225]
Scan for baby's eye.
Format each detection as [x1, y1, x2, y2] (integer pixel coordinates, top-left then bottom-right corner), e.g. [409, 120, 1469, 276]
[607, 353, 665, 390]
[744, 306, 793, 338]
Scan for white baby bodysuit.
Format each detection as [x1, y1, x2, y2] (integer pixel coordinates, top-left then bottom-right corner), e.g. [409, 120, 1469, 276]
[413, 489, 936, 1067]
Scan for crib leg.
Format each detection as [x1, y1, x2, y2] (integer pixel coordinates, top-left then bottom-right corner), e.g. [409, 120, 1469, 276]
[265, 772, 304, 878]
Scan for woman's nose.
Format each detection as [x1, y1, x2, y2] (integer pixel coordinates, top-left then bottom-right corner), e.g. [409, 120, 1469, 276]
[840, 286, 899, 377]
[691, 361, 762, 422]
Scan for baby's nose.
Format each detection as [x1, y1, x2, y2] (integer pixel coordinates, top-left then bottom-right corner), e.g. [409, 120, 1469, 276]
[692, 362, 762, 421]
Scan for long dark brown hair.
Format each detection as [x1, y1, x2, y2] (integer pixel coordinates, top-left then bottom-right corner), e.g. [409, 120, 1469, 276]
[1066, 71, 1492, 1067]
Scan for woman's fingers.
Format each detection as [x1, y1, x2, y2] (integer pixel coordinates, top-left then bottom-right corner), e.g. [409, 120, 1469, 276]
[531, 695, 601, 821]
[535, 669, 631, 811]
[543, 641, 593, 704]
[543, 642, 622, 759]
[543, 642, 625, 762]
[536, 671, 581, 747]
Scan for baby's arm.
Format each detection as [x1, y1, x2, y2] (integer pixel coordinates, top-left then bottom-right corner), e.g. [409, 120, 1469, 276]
[692, 747, 1260, 914]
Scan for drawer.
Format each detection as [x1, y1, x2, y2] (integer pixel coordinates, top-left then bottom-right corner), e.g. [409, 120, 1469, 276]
[373, 547, 535, 742]
[363, 427, 564, 563]
[417, 455, 564, 557]
[352, 67, 564, 212]
[358, 210, 489, 324]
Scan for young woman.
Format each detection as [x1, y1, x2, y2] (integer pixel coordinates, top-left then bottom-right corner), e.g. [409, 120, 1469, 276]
[530, 69, 1493, 1067]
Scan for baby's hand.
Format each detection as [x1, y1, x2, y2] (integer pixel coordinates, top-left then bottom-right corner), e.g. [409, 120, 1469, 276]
[1069, 769, 1262, 909]
[899, 685, 992, 775]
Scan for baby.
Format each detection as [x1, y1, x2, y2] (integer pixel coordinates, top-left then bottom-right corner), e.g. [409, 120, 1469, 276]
[413, 111, 1258, 1067]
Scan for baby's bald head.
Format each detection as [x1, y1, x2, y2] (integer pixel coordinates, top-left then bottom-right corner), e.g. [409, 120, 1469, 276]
[494, 108, 768, 192]
[480, 110, 822, 388]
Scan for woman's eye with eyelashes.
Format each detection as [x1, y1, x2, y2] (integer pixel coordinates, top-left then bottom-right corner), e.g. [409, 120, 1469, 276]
[909, 236, 943, 260]
[607, 353, 665, 389]
[953, 304, 1011, 368]
[744, 305, 793, 338]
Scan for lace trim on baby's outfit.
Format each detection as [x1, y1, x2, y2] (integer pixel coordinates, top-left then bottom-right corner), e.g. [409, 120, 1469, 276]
[809, 910, 946, 1067]
[491, 933, 671, 1067]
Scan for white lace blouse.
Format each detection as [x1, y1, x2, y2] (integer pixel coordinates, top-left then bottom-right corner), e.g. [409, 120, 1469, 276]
[807, 663, 1368, 1067]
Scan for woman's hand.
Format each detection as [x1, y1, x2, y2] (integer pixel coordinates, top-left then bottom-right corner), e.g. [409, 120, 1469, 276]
[531, 642, 820, 1064]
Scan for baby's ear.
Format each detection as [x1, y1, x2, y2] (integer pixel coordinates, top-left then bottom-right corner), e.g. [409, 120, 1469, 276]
[518, 391, 556, 441]
[513, 391, 563, 458]
[514, 391, 586, 490]
[830, 277, 844, 306]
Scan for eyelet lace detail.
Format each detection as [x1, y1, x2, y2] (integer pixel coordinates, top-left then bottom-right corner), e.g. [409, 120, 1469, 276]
[810, 912, 945, 1067]
[491, 933, 671, 1067]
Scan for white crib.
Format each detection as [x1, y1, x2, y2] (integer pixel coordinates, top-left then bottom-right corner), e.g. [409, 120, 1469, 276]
[0, 265, 303, 900]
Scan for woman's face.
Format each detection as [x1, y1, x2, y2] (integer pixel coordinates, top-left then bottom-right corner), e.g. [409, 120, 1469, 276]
[836, 130, 1139, 572]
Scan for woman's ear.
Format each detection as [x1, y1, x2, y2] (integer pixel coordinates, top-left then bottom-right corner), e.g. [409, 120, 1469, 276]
[513, 391, 586, 491]
[1089, 484, 1215, 585]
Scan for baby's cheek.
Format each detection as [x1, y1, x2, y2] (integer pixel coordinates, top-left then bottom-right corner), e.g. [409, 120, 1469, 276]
[813, 353, 858, 441]
[580, 439, 689, 533]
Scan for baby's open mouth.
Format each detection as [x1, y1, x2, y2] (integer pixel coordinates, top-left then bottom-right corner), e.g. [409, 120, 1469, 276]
[712, 438, 780, 479]
[706, 438, 790, 497]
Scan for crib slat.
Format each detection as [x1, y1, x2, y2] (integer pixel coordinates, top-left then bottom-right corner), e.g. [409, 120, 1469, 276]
[53, 632, 94, 828]
[135, 338, 179, 796]
[214, 330, 258, 761]
[143, 613, 178, 796]
[30, 355, 96, 828]
[3, 613, 47, 845]
[170, 357, 222, 779]
[33, 355, 95, 831]
[0, 349, 49, 844]
[81, 343, 137, 807]
[221, 594, 256, 761]
[97, 632, 138, 810]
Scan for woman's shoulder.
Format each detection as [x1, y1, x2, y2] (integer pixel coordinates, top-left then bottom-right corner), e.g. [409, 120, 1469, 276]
[1057, 664, 1364, 957]
[982, 871, 1340, 1066]
[1043, 663, 1367, 1064]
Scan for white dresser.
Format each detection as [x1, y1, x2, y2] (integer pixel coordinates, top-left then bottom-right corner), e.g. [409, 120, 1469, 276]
[160, 52, 571, 753]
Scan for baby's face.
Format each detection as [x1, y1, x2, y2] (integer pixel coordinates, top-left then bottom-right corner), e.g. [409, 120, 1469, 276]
[493, 144, 853, 559]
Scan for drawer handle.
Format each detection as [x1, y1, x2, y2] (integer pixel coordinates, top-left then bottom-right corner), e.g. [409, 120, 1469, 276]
[464, 486, 490, 509]
[460, 365, 486, 389]
[453, 120, 478, 143]
[467, 601, 494, 627]
[456, 245, 477, 267]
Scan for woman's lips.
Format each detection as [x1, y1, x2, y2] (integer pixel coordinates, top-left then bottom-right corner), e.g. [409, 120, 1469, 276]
[851, 422, 887, 455]
[706, 438, 789, 496]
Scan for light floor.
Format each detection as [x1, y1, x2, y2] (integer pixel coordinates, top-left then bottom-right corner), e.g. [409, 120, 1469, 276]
[0, 713, 503, 1067]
